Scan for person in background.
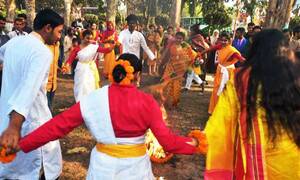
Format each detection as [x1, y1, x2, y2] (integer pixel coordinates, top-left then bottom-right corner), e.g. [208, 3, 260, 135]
[245, 22, 255, 40]
[144, 28, 161, 76]
[208, 31, 244, 114]
[63, 30, 113, 102]
[253, 25, 262, 34]
[46, 42, 60, 112]
[58, 28, 65, 68]
[160, 32, 198, 107]
[189, 24, 210, 84]
[210, 29, 219, 46]
[63, 27, 74, 64]
[162, 26, 175, 49]
[119, 14, 156, 87]
[91, 23, 101, 42]
[232, 27, 249, 66]
[8, 17, 28, 39]
[232, 27, 248, 55]
[0, 15, 9, 94]
[102, 21, 122, 78]
[17, 13, 33, 33]
[0, 16, 8, 36]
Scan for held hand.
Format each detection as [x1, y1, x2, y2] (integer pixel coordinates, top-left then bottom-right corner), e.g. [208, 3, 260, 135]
[61, 63, 70, 74]
[0, 126, 21, 154]
[108, 46, 114, 52]
[187, 137, 199, 147]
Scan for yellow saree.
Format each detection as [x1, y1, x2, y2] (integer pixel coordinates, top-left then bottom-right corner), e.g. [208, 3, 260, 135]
[204, 69, 299, 179]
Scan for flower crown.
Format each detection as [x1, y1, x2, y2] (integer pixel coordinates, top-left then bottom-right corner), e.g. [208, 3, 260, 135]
[109, 59, 134, 85]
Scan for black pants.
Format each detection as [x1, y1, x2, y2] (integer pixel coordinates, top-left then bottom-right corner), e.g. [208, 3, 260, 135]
[47, 90, 56, 113]
[40, 173, 60, 180]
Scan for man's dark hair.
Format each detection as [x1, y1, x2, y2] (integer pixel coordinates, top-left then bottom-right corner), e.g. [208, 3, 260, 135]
[126, 14, 138, 23]
[14, 17, 24, 23]
[248, 22, 255, 27]
[149, 24, 155, 29]
[190, 24, 204, 36]
[72, 37, 81, 45]
[253, 25, 262, 31]
[293, 26, 300, 33]
[17, 13, 27, 20]
[175, 31, 185, 39]
[82, 29, 93, 38]
[33, 9, 64, 31]
[236, 27, 246, 34]
[220, 31, 231, 40]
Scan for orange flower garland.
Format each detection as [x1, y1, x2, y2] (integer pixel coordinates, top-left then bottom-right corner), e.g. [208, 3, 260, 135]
[145, 130, 174, 164]
[150, 152, 173, 164]
[188, 130, 208, 155]
[0, 146, 16, 163]
[108, 59, 134, 85]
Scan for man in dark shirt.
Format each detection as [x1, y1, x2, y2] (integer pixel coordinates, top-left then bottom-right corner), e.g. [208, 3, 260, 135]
[245, 22, 255, 40]
[15, 13, 32, 33]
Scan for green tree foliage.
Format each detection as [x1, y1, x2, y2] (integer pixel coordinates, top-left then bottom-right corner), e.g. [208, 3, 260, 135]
[289, 16, 300, 31]
[242, 0, 268, 22]
[202, 0, 232, 31]
[0, 0, 5, 16]
[36, 0, 64, 12]
[155, 14, 169, 27]
[84, 13, 98, 25]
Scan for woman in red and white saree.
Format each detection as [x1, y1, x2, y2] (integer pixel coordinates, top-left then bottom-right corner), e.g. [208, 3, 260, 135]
[17, 53, 199, 180]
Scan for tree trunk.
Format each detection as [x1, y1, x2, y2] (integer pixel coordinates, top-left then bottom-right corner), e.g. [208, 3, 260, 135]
[125, 0, 136, 16]
[106, 0, 117, 25]
[147, 0, 156, 25]
[25, 0, 35, 28]
[6, 0, 15, 22]
[170, 0, 182, 28]
[264, 0, 295, 28]
[64, 0, 73, 27]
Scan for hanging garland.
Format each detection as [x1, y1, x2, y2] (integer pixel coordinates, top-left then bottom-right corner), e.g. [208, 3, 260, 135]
[145, 130, 174, 164]
[188, 130, 208, 154]
[0, 146, 16, 163]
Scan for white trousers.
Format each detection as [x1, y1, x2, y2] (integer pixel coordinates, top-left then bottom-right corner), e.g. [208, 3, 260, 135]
[185, 71, 203, 89]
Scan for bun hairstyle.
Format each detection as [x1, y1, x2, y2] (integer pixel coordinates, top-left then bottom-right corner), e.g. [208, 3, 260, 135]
[112, 53, 142, 83]
[112, 64, 127, 83]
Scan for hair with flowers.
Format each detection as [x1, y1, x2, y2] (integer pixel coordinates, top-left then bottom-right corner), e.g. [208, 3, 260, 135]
[109, 53, 142, 85]
[109, 59, 134, 85]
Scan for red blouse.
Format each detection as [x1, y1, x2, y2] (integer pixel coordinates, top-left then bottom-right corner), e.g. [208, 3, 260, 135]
[66, 45, 113, 65]
[19, 84, 196, 155]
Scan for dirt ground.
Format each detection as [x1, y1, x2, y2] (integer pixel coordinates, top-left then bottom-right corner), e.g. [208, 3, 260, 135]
[52, 73, 214, 180]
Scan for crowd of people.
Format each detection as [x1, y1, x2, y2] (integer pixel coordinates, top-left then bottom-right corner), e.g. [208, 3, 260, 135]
[0, 8, 298, 180]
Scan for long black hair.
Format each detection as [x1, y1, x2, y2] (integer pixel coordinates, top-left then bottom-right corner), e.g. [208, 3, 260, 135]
[236, 29, 300, 147]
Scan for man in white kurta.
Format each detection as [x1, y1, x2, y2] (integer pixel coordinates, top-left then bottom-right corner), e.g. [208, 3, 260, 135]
[119, 28, 155, 61]
[0, 9, 64, 180]
[119, 14, 155, 86]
